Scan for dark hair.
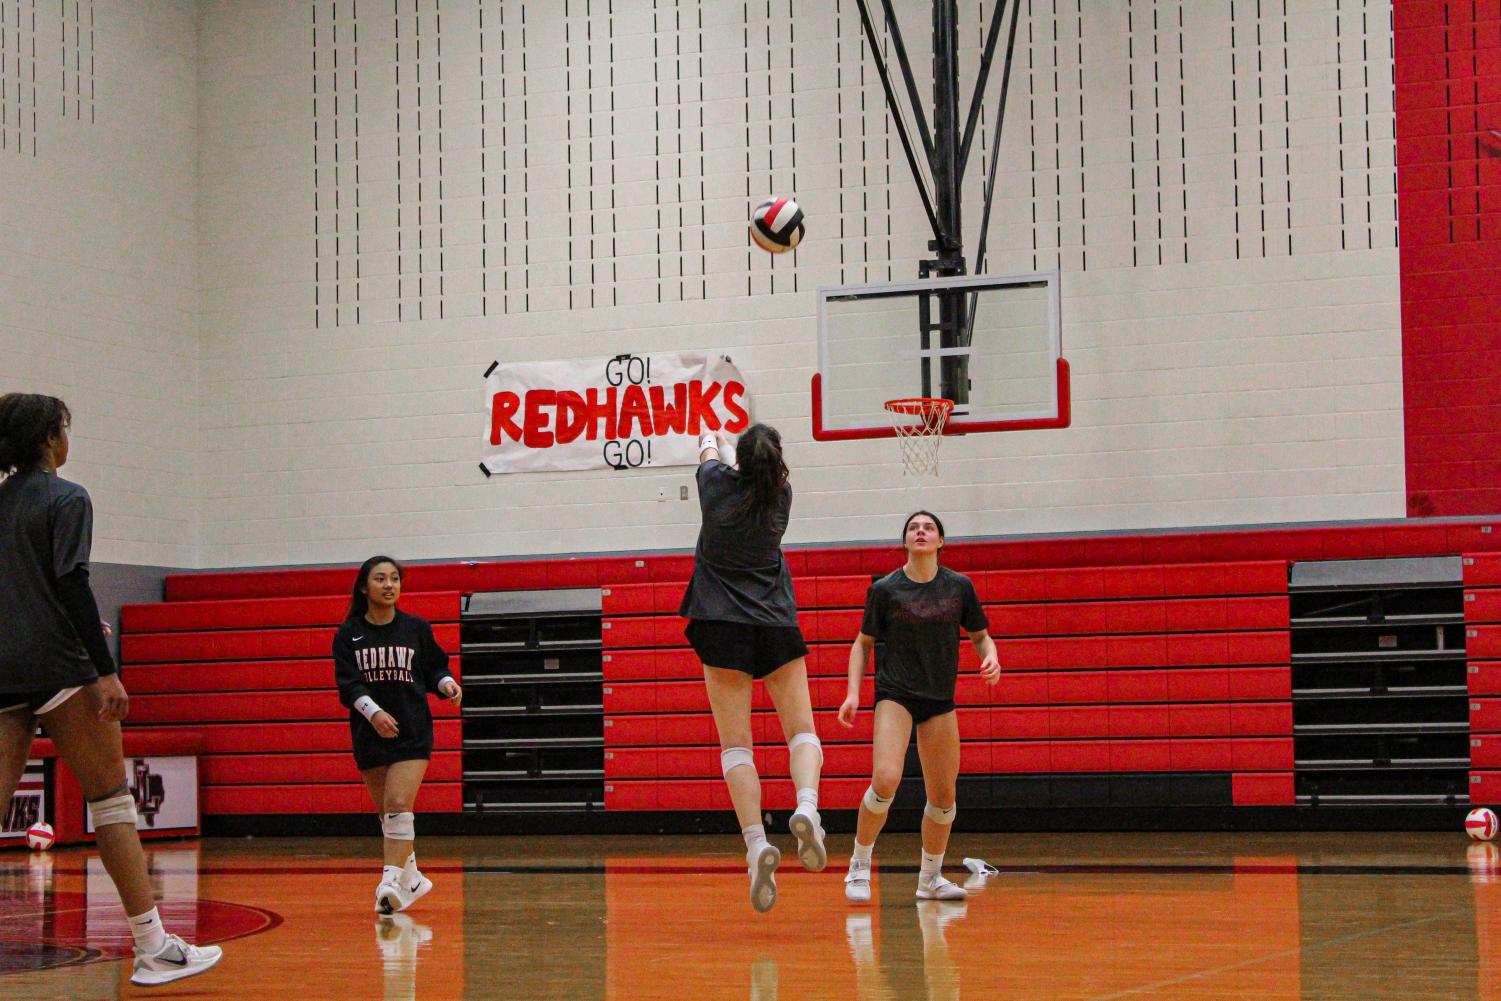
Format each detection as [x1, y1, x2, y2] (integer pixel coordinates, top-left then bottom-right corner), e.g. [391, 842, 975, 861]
[0, 394, 70, 475]
[347, 555, 403, 621]
[729, 423, 789, 527]
[902, 510, 946, 555]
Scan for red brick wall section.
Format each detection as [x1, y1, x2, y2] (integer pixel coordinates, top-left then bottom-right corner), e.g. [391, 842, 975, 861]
[1395, 1, 1501, 516]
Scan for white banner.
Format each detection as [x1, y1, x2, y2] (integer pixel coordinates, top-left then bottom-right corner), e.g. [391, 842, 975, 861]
[0, 759, 46, 838]
[85, 756, 198, 834]
[482, 352, 751, 474]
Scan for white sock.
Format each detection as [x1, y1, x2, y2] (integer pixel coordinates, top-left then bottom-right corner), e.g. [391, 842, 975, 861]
[920, 850, 944, 880]
[383, 864, 403, 884]
[795, 787, 818, 812]
[852, 840, 874, 864]
[742, 823, 768, 859]
[404, 851, 419, 877]
[128, 907, 168, 954]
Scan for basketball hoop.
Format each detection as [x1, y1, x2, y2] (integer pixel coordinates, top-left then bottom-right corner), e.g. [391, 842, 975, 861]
[884, 398, 953, 476]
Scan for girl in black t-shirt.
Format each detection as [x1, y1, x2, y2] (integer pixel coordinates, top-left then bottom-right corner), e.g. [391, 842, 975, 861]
[0, 393, 222, 986]
[680, 424, 825, 913]
[837, 511, 1000, 903]
[334, 555, 461, 916]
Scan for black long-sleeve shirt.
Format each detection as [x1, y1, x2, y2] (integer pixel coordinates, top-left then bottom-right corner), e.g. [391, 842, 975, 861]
[333, 610, 454, 727]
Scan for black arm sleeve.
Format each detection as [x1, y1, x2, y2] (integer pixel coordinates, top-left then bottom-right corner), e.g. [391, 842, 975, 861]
[333, 631, 372, 709]
[54, 565, 116, 677]
[421, 621, 455, 696]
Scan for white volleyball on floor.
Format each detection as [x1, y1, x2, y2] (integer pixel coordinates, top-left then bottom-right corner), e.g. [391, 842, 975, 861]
[26, 821, 55, 850]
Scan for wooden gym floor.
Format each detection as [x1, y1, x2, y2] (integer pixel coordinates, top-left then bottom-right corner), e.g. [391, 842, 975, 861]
[1, 830, 1497, 999]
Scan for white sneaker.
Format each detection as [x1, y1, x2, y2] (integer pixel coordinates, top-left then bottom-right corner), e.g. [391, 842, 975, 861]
[844, 856, 872, 903]
[748, 842, 781, 913]
[376, 877, 409, 915]
[915, 873, 968, 901]
[403, 869, 434, 909]
[130, 934, 224, 986]
[788, 805, 827, 872]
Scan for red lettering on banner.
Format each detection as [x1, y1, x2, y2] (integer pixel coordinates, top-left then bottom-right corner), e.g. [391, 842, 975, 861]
[620, 384, 653, 437]
[687, 380, 721, 433]
[723, 382, 750, 432]
[490, 392, 523, 445]
[523, 390, 557, 449]
[555, 390, 587, 444]
[649, 383, 689, 435]
[583, 387, 618, 441]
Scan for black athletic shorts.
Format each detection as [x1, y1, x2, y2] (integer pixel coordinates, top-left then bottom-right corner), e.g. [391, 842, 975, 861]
[874, 687, 956, 726]
[685, 619, 809, 680]
[0, 686, 82, 715]
[350, 714, 434, 772]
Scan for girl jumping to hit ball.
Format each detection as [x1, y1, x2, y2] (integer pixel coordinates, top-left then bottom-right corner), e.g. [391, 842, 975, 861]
[838, 511, 1000, 902]
[334, 555, 462, 915]
[681, 424, 825, 913]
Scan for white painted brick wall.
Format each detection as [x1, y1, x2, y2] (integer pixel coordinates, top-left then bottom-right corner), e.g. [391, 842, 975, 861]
[189, 0, 1403, 567]
[12, 1, 1406, 568]
[0, 0, 199, 566]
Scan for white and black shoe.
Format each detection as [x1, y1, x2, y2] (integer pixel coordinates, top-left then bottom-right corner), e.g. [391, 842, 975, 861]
[748, 842, 781, 913]
[130, 934, 224, 986]
[788, 805, 827, 873]
[403, 869, 434, 909]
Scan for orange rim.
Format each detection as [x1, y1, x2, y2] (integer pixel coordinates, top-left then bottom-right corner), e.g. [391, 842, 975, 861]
[883, 397, 954, 418]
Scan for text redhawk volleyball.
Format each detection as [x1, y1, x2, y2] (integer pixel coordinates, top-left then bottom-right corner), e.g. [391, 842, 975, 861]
[482, 353, 752, 474]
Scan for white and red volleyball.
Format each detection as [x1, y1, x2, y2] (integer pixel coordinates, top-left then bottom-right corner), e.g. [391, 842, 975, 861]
[25, 821, 55, 851]
[750, 197, 804, 254]
[1467, 807, 1499, 840]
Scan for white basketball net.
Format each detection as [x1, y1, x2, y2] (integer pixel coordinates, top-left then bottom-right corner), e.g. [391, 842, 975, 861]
[885, 398, 953, 476]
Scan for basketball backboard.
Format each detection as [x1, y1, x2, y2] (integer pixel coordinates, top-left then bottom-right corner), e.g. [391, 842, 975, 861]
[811, 271, 1070, 440]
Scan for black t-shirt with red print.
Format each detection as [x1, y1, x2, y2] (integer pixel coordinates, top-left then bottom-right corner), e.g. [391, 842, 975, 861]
[860, 566, 988, 702]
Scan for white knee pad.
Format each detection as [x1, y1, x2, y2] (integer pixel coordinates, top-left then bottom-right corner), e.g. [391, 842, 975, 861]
[720, 746, 756, 777]
[381, 811, 415, 841]
[862, 785, 894, 815]
[788, 731, 823, 765]
[923, 800, 956, 825]
[88, 791, 138, 829]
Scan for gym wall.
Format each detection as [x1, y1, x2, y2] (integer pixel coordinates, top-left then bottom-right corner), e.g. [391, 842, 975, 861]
[1, 2, 1431, 568]
[0, 0, 200, 566]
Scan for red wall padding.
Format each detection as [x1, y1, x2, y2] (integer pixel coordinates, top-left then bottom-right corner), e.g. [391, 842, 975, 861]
[123, 591, 461, 633]
[121, 622, 461, 665]
[130, 520, 1501, 817]
[598, 551, 1296, 809]
[1466, 553, 1501, 795]
[160, 521, 1501, 602]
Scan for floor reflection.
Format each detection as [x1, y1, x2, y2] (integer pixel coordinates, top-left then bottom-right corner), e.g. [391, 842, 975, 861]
[0, 831, 1495, 999]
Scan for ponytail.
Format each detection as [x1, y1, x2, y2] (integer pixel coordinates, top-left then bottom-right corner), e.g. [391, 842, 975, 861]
[347, 555, 403, 621]
[0, 393, 70, 475]
[728, 423, 789, 527]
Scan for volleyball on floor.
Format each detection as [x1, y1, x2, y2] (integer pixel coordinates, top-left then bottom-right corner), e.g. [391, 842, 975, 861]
[1467, 807, 1499, 840]
[26, 821, 55, 851]
[750, 197, 804, 253]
